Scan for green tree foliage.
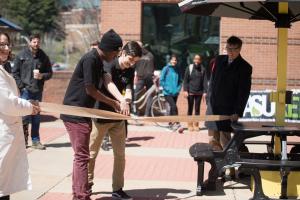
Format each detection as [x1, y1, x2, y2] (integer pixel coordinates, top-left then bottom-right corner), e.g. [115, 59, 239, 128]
[6, 0, 61, 37]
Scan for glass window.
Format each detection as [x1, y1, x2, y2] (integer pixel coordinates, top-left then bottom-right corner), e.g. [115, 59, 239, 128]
[142, 3, 220, 77]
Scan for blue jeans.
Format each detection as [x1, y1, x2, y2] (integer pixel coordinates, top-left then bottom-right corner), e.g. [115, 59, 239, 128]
[21, 89, 43, 142]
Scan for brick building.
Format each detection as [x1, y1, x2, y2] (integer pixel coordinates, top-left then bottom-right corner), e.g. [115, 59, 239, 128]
[100, 0, 300, 90]
[44, 0, 300, 116]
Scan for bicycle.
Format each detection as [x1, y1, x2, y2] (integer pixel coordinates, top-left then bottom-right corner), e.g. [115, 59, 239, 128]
[101, 75, 173, 151]
[131, 75, 172, 128]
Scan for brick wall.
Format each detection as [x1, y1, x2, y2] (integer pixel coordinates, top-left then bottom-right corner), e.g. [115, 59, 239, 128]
[100, 0, 180, 42]
[43, 71, 72, 104]
[100, 0, 143, 42]
[220, 18, 300, 86]
[43, 1, 300, 117]
[100, 0, 300, 87]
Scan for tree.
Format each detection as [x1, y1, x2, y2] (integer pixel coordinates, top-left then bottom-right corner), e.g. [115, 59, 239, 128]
[6, 0, 62, 38]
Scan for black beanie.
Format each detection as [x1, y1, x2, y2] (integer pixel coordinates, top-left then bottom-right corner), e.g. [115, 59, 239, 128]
[98, 29, 123, 51]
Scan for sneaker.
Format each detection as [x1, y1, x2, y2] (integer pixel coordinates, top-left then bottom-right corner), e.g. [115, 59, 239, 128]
[112, 188, 132, 200]
[223, 167, 235, 181]
[31, 141, 46, 150]
[177, 126, 184, 134]
[170, 123, 181, 132]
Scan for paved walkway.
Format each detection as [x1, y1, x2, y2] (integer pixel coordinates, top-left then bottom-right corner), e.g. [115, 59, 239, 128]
[11, 115, 261, 200]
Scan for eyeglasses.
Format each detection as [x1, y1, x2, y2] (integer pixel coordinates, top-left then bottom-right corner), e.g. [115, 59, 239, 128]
[0, 43, 11, 49]
[226, 46, 240, 52]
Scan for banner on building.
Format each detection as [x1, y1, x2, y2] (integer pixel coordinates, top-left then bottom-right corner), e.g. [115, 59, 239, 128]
[243, 90, 300, 122]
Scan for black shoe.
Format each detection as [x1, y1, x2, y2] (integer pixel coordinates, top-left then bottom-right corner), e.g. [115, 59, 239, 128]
[112, 188, 132, 200]
[202, 180, 216, 191]
[0, 195, 10, 200]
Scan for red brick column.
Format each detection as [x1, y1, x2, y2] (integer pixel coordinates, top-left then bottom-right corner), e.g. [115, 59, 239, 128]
[43, 71, 73, 104]
[100, 0, 142, 42]
[220, 18, 300, 83]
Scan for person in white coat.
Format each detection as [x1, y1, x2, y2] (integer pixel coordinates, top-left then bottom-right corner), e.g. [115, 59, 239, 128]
[0, 32, 40, 200]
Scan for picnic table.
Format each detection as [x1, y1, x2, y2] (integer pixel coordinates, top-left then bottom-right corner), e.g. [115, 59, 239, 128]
[190, 122, 300, 199]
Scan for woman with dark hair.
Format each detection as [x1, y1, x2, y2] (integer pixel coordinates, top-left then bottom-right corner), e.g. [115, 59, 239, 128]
[160, 54, 183, 131]
[88, 41, 142, 200]
[0, 32, 40, 200]
[0, 32, 12, 73]
[183, 54, 207, 132]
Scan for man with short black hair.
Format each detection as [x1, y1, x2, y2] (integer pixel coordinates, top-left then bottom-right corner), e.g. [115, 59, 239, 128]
[13, 33, 52, 150]
[61, 29, 123, 200]
[205, 35, 252, 150]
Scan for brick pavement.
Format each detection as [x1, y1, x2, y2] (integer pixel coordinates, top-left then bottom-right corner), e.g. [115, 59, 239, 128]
[12, 116, 256, 200]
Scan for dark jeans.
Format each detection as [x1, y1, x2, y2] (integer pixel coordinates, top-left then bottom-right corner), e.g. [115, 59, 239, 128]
[134, 77, 153, 116]
[187, 95, 202, 115]
[0, 196, 9, 200]
[165, 95, 178, 116]
[21, 89, 43, 142]
[64, 121, 92, 200]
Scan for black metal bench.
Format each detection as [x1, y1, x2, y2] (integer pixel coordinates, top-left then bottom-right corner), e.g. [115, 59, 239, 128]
[189, 142, 241, 195]
[189, 142, 300, 197]
[243, 140, 300, 154]
[189, 143, 214, 195]
[243, 140, 300, 146]
[190, 122, 300, 197]
[237, 159, 300, 200]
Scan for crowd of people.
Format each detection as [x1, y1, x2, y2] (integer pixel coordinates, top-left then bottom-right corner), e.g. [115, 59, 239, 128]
[0, 29, 252, 200]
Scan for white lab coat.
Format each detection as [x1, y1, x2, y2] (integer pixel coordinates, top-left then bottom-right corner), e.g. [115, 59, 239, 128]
[0, 65, 32, 196]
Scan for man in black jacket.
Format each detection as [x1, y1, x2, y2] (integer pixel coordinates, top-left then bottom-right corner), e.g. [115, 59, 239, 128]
[205, 36, 252, 151]
[12, 33, 52, 150]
